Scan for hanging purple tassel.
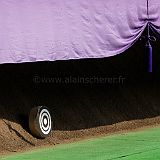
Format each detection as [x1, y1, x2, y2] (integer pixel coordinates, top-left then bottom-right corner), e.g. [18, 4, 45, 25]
[145, 41, 152, 73]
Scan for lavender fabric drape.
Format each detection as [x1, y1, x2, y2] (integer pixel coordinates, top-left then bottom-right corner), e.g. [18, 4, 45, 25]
[0, 0, 159, 64]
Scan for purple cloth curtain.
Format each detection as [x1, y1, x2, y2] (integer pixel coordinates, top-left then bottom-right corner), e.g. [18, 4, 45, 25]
[0, 0, 159, 64]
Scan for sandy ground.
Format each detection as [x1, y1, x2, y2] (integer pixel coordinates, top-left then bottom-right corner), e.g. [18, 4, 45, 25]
[0, 76, 160, 155]
[0, 44, 160, 155]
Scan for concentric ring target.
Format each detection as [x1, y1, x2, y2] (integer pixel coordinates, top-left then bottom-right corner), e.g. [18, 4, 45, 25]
[29, 106, 52, 138]
[39, 109, 52, 135]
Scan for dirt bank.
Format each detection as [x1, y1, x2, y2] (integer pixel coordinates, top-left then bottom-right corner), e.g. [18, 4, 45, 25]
[0, 72, 160, 155]
[0, 41, 160, 155]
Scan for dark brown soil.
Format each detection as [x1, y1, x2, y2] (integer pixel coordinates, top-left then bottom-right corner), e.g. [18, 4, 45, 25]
[0, 48, 160, 155]
[0, 75, 160, 155]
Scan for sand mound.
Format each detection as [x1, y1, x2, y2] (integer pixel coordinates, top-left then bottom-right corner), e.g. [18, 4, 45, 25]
[0, 70, 160, 155]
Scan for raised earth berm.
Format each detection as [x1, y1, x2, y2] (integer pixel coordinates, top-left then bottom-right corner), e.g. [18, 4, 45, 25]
[0, 69, 160, 155]
[0, 55, 160, 155]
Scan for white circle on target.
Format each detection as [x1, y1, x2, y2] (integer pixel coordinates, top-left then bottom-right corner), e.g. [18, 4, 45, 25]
[44, 118, 47, 125]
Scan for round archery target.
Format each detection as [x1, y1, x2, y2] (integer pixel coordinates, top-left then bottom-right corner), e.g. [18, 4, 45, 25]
[29, 106, 52, 138]
[39, 109, 52, 135]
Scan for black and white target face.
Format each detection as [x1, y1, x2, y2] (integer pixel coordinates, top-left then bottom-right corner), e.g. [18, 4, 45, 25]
[39, 108, 52, 135]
